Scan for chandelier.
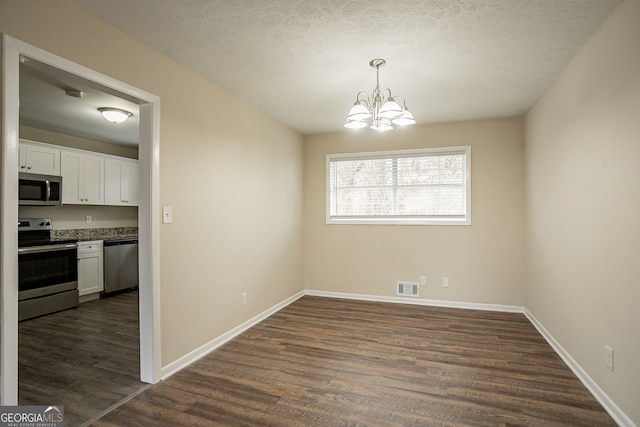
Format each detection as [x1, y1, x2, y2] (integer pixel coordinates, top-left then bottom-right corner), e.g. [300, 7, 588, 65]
[344, 59, 416, 131]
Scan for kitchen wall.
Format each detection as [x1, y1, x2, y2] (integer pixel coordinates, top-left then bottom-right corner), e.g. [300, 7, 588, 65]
[1, 0, 304, 366]
[524, 0, 640, 423]
[19, 125, 138, 229]
[19, 204, 137, 230]
[304, 118, 526, 306]
[20, 125, 138, 159]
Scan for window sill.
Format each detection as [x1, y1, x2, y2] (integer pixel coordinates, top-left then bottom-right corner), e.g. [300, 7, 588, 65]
[326, 217, 471, 226]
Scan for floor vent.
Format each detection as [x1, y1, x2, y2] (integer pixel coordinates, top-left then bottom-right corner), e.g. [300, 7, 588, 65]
[397, 281, 419, 297]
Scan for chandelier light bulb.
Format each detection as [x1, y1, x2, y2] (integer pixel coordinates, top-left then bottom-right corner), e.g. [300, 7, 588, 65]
[392, 108, 416, 126]
[347, 103, 372, 121]
[344, 120, 368, 130]
[379, 99, 403, 119]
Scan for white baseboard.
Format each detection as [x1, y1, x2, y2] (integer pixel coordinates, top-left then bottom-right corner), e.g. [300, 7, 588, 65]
[524, 308, 635, 427]
[160, 290, 305, 380]
[304, 289, 524, 313]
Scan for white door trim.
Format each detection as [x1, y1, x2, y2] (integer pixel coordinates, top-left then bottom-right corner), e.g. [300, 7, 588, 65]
[1, 35, 162, 404]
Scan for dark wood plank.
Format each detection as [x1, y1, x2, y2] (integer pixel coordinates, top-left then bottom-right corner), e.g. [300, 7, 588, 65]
[19, 290, 144, 427]
[94, 296, 616, 426]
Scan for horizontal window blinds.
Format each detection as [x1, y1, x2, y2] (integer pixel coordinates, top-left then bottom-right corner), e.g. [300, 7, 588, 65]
[327, 147, 470, 224]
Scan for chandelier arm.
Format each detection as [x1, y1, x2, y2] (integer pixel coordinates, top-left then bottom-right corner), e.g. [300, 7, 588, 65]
[392, 95, 408, 108]
[355, 91, 371, 107]
[383, 88, 394, 102]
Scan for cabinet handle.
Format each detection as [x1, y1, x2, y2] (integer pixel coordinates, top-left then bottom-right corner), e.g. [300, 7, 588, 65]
[27, 166, 32, 170]
[20, 165, 26, 169]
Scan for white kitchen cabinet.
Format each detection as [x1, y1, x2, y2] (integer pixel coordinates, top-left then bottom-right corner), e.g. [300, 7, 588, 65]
[19, 139, 61, 175]
[61, 150, 105, 205]
[77, 240, 104, 298]
[105, 158, 139, 206]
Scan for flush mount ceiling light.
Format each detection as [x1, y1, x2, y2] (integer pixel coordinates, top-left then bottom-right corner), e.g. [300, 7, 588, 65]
[98, 107, 132, 124]
[345, 59, 416, 132]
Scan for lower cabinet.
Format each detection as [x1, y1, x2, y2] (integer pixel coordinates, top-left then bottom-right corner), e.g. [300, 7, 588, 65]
[78, 240, 104, 299]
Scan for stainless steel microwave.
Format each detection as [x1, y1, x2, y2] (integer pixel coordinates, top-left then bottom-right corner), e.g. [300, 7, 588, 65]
[18, 173, 62, 206]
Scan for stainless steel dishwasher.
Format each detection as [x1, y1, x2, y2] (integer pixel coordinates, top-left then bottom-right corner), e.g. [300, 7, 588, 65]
[103, 237, 138, 294]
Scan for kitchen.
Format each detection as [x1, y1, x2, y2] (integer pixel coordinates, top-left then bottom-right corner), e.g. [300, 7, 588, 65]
[17, 56, 145, 425]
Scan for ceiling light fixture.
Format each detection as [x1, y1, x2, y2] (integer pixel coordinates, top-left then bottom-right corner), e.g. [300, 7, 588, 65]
[98, 107, 132, 124]
[345, 59, 416, 132]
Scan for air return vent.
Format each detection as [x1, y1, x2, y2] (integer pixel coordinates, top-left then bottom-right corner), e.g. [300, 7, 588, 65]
[397, 281, 419, 297]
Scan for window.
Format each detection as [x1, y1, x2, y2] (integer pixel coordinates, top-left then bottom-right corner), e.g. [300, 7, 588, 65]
[327, 146, 471, 225]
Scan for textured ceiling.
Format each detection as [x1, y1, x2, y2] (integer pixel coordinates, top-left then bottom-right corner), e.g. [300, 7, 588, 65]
[71, 0, 620, 135]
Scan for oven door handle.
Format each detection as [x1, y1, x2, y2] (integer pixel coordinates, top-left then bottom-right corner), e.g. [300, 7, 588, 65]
[18, 243, 78, 254]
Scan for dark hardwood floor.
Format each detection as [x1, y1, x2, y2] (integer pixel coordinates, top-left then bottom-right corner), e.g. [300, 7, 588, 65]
[19, 290, 144, 427]
[94, 296, 615, 426]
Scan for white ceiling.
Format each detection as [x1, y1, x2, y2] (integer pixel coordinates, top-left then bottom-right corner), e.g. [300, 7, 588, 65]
[22, 0, 622, 141]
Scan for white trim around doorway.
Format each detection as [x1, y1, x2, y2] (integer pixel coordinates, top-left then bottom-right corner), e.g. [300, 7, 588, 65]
[1, 35, 161, 404]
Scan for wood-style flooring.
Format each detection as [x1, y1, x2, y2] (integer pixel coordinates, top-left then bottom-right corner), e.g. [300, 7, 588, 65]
[95, 296, 615, 426]
[19, 290, 144, 427]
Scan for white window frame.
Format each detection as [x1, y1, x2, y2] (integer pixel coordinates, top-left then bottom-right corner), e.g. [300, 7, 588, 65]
[326, 146, 471, 225]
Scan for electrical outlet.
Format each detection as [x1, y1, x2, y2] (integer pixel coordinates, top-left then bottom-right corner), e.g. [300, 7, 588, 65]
[85, 215, 92, 224]
[241, 292, 248, 306]
[605, 346, 614, 371]
[419, 276, 427, 286]
[442, 277, 449, 288]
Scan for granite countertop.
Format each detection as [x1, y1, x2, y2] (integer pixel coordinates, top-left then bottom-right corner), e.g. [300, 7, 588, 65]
[51, 226, 138, 242]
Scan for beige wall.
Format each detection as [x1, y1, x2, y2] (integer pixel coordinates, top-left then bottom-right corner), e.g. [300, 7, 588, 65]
[525, 0, 640, 423]
[1, 1, 304, 365]
[18, 204, 138, 229]
[304, 118, 526, 306]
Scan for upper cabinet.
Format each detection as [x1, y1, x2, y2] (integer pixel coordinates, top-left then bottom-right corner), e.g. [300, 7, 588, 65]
[105, 158, 139, 206]
[19, 139, 61, 176]
[61, 150, 105, 205]
[18, 139, 138, 207]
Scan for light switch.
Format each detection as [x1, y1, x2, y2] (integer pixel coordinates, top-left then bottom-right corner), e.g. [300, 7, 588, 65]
[162, 206, 173, 224]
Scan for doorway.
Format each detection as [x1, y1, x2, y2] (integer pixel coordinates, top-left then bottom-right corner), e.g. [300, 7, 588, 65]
[1, 35, 161, 404]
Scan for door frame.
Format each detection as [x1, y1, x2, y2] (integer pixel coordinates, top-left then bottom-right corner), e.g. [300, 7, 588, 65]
[1, 35, 162, 404]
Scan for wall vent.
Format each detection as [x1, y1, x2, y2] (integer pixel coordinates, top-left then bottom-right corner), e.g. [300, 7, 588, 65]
[397, 281, 419, 297]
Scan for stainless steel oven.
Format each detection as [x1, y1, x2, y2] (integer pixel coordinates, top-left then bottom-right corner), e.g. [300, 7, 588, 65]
[18, 218, 78, 321]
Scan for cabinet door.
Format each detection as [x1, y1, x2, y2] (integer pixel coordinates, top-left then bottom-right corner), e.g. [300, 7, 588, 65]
[122, 161, 139, 206]
[78, 252, 104, 296]
[82, 154, 104, 204]
[18, 143, 27, 170]
[61, 151, 82, 203]
[105, 159, 138, 206]
[19, 141, 61, 175]
[104, 159, 124, 205]
[61, 151, 104, 205]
